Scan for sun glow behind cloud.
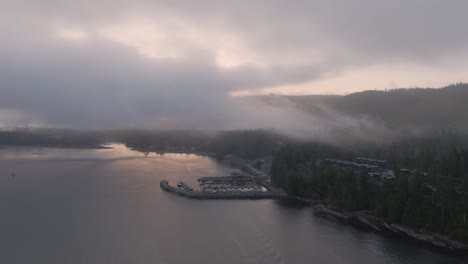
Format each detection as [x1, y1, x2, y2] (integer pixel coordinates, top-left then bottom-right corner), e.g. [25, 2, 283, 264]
[55, 26, 88, 41]
[97, 19, 183, 60]
[92, 17, 271, 68]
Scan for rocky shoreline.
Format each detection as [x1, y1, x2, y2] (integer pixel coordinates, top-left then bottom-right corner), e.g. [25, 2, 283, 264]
[302, 199, 468, 252]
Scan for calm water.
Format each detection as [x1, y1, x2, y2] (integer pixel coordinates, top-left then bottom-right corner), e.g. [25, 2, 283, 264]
[0, 144, 466, 264]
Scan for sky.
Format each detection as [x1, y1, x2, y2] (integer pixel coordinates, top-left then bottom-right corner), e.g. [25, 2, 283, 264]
[1, 0, 468, 129]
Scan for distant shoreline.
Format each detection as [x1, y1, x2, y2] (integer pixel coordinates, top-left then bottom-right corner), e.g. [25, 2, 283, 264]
[128, 147, 217, 157]
[0, 144, 111, 150]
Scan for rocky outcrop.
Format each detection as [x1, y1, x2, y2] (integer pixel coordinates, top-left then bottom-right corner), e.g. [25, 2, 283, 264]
[315, 205, 351, 221]
[308, 202, 468, 252]
[389, 224, 468, 251]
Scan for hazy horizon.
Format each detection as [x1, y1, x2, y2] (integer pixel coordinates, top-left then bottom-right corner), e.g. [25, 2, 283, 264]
[2, 1, 468, 131]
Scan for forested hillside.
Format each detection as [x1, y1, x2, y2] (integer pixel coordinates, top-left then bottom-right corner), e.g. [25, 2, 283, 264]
[260, 83, 468, 131]
[271, 132, 468, 242]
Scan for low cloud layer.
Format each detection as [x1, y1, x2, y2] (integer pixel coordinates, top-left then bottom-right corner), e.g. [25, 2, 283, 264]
[1, 1, 468, 130]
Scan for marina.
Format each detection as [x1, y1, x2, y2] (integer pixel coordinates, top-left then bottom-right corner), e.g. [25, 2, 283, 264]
[160, 154, 284, 199]
[198, 175, 261, 193]
[160, 180, 287, 199]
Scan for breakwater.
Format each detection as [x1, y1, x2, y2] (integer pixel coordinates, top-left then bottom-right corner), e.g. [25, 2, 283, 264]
[160, 180, 287, 199]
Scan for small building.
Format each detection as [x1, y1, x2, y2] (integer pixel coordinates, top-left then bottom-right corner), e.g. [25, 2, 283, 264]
[422, 184, 437, 194]
[354, 158, 392, 169]
[323, 159, 379, 173]
[321, 158, 396, 182]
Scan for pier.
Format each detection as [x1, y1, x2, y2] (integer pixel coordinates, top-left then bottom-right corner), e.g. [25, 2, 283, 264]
[177, 181, 193, 191]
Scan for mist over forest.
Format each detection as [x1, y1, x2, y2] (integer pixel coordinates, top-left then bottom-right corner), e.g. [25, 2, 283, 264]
[1, 83, 468, 157]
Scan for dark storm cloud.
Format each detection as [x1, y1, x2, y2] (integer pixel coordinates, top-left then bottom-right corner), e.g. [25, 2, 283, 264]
[1, 0, 468, 128]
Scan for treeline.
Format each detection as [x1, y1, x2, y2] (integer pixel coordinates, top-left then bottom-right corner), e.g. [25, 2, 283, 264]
[0, 129, 104, 148]
[120, 129, 286, 159]
[114, 130, 212, 151]
[0, 128, 286, 159]
[271, 132, 468, 242]
[209, 130, 285, 159]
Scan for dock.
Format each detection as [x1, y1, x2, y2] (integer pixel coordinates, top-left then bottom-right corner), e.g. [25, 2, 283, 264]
[160, 154, 284, 200]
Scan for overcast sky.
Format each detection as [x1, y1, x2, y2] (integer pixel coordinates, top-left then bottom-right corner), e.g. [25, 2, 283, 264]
[1, 1, 468, 129]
